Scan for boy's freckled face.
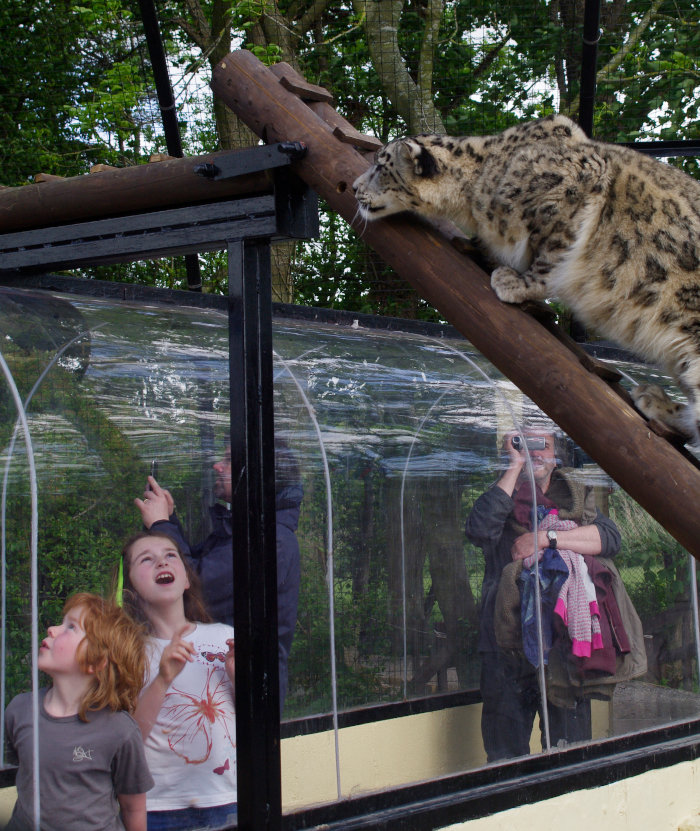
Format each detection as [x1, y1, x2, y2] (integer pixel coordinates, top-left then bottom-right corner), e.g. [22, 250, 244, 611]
[38, 606, 87, 678]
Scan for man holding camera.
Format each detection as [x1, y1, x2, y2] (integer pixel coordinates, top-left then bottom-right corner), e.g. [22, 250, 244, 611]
[465, 428, 620, 762]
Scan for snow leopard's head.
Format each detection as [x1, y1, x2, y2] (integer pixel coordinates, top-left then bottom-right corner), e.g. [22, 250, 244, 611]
[352, 135, 445, 221]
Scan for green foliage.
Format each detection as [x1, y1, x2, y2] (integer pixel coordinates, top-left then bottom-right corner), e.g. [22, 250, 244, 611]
[609, 489, 690, 618]
[246, 43, 282, 65]
[3, 482, 146, 700]
[0, 295, 223, 702]
[593, 0, 700, 143]
[1, 370, 143, 700]
[3, 0, 700, 308]
[0, 0, 88, 184]
[292, 202, 442, 320]
[287, 461, 396, 714]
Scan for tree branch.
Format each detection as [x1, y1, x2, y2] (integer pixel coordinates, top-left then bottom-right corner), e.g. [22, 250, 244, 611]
[416, 0, 443, 105]
[598, 0, 666, 79]
[563, 0, 665, 118]
[472, 27, 511, 81]
[297, 0, 333, 36]
[178, 0, 212, 50]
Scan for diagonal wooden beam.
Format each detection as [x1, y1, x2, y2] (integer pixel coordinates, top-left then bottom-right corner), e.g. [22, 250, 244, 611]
[211, 48, 700, 558]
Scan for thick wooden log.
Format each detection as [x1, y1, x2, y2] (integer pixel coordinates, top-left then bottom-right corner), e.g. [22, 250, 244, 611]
[211, 48, 700, 558]
[0, 150, 273, 233]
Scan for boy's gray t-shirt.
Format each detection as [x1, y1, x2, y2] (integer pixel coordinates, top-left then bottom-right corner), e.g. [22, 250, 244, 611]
[5, 688, 153, 831]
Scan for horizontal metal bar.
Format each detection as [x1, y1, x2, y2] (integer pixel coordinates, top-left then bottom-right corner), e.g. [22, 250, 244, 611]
[284, 722, 700, 831]
[0, 195, 277, 251]
[0, 194, 284, 271]
[0, 214, 279, 271]
[623, 139, 700, 158]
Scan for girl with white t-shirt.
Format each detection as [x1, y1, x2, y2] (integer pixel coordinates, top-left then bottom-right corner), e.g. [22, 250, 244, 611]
[119, 531, 236, 831]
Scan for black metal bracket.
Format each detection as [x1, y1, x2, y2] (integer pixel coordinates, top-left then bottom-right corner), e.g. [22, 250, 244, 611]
[194, 142, 308, 181]
[0, 148, 319, 271]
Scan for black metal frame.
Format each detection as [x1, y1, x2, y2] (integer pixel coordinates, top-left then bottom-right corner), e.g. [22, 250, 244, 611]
[0, 197, 278, 271]
[228, 237, 283, 828]
[0, 147, 318, 831]
[137, 0, 202, 290]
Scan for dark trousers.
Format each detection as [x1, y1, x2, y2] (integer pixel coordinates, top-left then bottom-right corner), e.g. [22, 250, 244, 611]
[480, 651, 591, 763]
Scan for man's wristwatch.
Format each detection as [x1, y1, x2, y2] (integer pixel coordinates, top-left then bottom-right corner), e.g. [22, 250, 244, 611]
[546, 530, 558, 549]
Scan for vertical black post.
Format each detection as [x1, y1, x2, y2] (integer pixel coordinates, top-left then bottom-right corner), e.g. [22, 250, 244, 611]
[138, 0, 202, 291]
[578, 0, 601, 138]
[228, 238, 282, 831]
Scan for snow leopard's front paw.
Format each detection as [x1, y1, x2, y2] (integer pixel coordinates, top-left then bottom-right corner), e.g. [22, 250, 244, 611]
[490, 267, 531, 304]
[631, 384, 688, 435]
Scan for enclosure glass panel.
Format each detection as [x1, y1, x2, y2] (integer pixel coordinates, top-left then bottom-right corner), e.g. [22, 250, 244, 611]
[1, 285, 699, 825]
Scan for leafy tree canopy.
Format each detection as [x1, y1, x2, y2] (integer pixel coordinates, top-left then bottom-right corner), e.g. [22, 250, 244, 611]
[1, 0, 698, 311]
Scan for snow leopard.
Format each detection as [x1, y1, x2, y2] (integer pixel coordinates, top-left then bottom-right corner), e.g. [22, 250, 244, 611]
[352, 114, 700, 444]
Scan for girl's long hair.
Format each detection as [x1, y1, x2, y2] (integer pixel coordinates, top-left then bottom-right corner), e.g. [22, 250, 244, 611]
[62, 592, 147, 721]
[117, 530, 211, 632]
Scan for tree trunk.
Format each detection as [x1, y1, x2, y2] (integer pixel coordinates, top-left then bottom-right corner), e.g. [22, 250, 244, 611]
[353, 0, 445, 134]
[176, 0, 296, 299]
[422, 477, 477, 687]
[384, 476, 430, 660]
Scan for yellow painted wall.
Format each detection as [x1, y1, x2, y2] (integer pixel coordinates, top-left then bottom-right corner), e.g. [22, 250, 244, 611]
[438, 762, 700, 831]
[282, 703, 486, 808]
[3, 759, 699, 830]
[278, 700, 700, 829]
[281, 699, 609, 810]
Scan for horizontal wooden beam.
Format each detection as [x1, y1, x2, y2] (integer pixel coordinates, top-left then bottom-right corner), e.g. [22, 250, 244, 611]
[0, 150, 273, 234]
[211, 48, 700, 558]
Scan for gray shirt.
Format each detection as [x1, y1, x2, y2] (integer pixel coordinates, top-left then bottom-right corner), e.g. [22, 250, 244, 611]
[5, 689, 153, 831]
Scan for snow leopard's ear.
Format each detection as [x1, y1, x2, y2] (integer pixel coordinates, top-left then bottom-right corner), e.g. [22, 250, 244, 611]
[400, 138, 439, 178]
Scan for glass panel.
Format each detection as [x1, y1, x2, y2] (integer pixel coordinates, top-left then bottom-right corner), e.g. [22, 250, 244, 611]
[273, 323, 500, 715]
[1, 285, 700, 826]
[273, 321, 700, 808]
[0, 287, 236, 831]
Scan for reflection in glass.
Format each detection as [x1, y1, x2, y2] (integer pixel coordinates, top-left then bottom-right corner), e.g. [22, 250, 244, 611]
[1, 286, 700, 821]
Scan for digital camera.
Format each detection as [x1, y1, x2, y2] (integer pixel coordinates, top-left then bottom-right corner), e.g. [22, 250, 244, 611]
[511, 435, 546, 451]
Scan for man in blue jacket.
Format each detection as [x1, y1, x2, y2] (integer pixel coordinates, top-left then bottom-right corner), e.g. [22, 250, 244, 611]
[134, 439, 302, 710]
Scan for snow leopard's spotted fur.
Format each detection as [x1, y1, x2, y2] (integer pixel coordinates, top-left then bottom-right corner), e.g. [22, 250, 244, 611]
[353, 114, 700, 443]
